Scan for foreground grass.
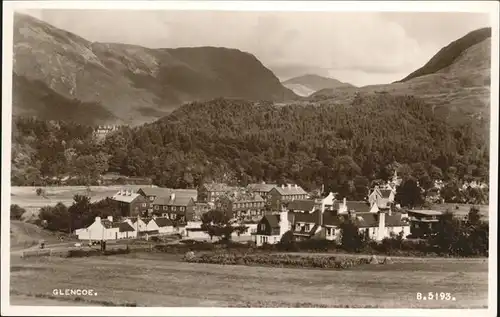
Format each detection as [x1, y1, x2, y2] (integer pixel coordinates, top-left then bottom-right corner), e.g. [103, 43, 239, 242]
[10, 253, 488, 308]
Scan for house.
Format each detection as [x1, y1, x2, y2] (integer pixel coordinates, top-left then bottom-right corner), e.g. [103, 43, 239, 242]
[246, 183, 278, 200]
[123, 217, 149, 233]
[253, 211, 290, 246]
[406, 209, 443, 238]
[145, 216, 175, 235]
[75, 216, 137, 241]
[287, 192, 336, 214]
[138, 187, 198, 215]
[227, 193, 266, 221]
[268, 184, 309, 210]
[111, 189, 149, 217]
[198, 183, 238, 203]
[193, 202, 213, 221]
[368, 186, 395, 210]
[152, 192, 196, 223]
[337, 198, 378, 214]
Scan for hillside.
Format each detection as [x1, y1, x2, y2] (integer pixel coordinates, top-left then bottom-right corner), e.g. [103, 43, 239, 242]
[397, 28, 492, 82]
[12, 13, 297, 125]
[283, 74, 355, 96]
[310, 27, 492, 124]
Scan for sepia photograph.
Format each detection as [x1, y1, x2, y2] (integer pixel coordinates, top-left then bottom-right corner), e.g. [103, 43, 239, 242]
[1, 1, 498, 316]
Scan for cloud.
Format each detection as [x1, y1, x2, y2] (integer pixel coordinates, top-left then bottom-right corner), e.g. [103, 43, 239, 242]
[17, 9, 490, 86]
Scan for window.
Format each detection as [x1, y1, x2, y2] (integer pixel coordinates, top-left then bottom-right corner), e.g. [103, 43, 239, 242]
[149, 196, 154, 201]
[154, 206, 159, 210]
[305, 224, 310, 231]
[173, 206, 177, 211]
[260, 224, 266, 231]
[162, 213, 167, 217]
[142, 203, 147, 207]
[163, 206, 167, 210]
[326, 228, 332, 236]
[296, 224, 300, 230]
[180, 207, 185, 211]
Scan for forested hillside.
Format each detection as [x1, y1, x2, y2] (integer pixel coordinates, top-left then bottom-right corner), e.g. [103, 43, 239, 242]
[12, 95, 487, 201]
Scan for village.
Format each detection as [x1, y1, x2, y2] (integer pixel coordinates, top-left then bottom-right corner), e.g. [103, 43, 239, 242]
[73, 171, 446, 247]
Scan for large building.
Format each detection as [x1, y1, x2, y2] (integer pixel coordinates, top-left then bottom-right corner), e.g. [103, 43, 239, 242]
[227, 193, 266, 221]
[152, 192, 196, 223]
[198, 183, 239, 203]
[246, 183, 278, 200]
[111, 190, 149, 217]
[268, 184, 309, 210]
[137, 187, 198, 215]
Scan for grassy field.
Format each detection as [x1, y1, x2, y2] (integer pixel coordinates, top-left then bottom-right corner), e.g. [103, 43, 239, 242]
[10, 252, 488, 308]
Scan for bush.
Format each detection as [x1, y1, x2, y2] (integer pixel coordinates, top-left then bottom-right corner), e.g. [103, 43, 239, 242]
[183, 252, 371, 270]
[11, 204, 26, 220]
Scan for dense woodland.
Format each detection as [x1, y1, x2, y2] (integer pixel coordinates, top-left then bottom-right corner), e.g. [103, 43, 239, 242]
[12, 94, 489, 204]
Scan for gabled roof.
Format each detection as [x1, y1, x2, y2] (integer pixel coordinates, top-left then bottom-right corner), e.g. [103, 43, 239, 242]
[287, 200, 318, 212]
[273, 185, 308, 196]
[247, 183, 278, 193]
[153, 195, 194, 207]
[153, 217, 174, 228]
[112, 191, 141, 203]
[263, 214, 281, 228]
[322, 211, 344, 226]
[232, 193, 265, 203]
[118, 222, 135, 232]
[293, 210, 320, 223]
[352, 212, 409, 228]
[139, 187, 197, 200]
[100, 219, 113, 229]
[338, 201, 372, 213]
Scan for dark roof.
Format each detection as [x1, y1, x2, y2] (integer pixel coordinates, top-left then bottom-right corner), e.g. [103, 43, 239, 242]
[353, 212, 409, 228]
[322, 211, 343, 226]
[153, 217, 174, 227]
[153, 195, 194, 207]
[287, 200, 317, 211]
[247, 183, 278, 193]
[380, 190, 393, 198]
[100, 219, 113, 229]
[139, 187, 197, 200]
[293, 210, 320, 223]
[344, 201, 372, 213]
[118, 222, 135, 232]
[263, 214, 280, 228]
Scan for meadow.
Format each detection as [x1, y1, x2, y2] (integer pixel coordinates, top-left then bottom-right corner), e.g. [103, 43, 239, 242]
[10, 252, 488, 308]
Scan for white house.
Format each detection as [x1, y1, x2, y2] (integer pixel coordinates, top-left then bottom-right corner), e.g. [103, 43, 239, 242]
[75, 216, 136, 241]
[145, 217, 175, 235]
[253, 211, 290, 246]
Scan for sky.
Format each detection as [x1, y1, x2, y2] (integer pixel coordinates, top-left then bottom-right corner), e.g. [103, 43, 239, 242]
[19, 9, 490, 86]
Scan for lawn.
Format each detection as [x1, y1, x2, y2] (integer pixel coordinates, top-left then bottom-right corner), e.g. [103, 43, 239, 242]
[10, 252, 488, 308]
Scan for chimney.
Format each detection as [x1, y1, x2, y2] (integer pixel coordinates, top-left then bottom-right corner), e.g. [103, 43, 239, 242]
[281, 184, 285, 189]
[321, 184, 325, 194]
[377, 211, 386, 241]
[287, 184, 292, 189]
[107, 216, 113, 222]
[343, 197, 347, 208]
[317, 208, 323, 226]
[294, 184, 298, 188]
[152, 215, 157, 220]
[95, 216, 101, 223]
[279, 211, 289, 235]
[170, 193, 176, 201]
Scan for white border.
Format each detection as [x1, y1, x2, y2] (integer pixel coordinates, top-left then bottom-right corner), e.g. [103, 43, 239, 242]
[2, 1, 499, 317]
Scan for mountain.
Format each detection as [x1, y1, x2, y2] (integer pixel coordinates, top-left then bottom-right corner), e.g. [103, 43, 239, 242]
[397, 27, 492, 83]
[12, 13, 297, 125]
[283, 74, 355, 96]
[311, 27, 492, 124]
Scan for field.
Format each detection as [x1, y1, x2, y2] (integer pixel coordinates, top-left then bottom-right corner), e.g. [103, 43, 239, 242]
[10, 252, 488, 308]
[10, 185, 150, 220]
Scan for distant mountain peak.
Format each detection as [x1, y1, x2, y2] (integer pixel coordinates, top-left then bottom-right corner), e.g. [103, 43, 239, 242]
[282, 74, 355, 96]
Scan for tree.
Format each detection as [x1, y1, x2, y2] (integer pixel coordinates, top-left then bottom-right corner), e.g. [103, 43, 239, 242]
[339, 218, 364, 252]
[395, 177, 424, 208]
[68, 194, 92, 233]
[39, 203, 70, 232]
[11, 204, 26, 220]
[200, 210, 246, 241]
